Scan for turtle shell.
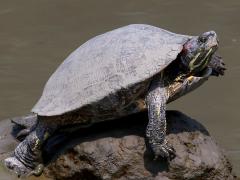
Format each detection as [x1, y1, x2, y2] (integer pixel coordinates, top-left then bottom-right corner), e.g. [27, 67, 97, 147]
[32, 24, 190, 116]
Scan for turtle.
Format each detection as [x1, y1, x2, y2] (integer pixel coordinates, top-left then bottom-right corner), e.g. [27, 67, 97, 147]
[4, 24, 225, 176]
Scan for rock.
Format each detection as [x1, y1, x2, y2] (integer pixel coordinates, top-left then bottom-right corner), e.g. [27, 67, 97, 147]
[39, 111, 235, 180]
[0, 118, 18, 161]
[0, 118, 25, 180]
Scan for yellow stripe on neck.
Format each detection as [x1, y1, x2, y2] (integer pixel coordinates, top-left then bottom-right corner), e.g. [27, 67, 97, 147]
[189, 48, 213, 72]
[189, 52, 201, 72]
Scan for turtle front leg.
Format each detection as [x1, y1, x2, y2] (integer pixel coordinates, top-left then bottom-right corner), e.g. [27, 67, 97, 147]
[146, 77, 175, 160]
[4, 119, 56, 177]
[208, 54, 226, 76]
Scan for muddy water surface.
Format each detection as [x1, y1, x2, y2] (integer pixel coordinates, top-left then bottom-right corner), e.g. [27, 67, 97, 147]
[0, 0, 239, 179]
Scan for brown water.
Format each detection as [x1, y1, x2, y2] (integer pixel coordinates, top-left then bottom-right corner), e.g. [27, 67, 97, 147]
[0, 0, 239, 178]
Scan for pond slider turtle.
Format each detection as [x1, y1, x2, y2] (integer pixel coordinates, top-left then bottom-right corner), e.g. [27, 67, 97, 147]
[5, 24, 225, 176]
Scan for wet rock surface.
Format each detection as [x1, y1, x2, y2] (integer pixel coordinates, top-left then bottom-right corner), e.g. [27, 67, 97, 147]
[0, 111, 236, 179]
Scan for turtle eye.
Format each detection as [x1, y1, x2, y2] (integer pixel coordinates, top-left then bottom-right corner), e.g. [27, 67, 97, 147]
[198, 36, 207, 43]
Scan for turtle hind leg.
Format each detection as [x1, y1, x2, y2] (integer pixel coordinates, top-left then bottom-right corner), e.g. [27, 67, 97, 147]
[4, 119, 57, 177]
[4, 132, 43, 177]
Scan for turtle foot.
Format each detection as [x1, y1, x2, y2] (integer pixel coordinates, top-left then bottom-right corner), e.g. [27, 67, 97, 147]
[4, 157, 32, 177]
[153, 141, 176, 161]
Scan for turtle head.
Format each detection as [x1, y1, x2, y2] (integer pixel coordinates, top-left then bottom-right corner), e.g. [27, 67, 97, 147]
[181, 31, 219, 74]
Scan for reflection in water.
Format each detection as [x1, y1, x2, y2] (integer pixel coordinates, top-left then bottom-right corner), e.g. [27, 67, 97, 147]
[0, 0, 239, 178]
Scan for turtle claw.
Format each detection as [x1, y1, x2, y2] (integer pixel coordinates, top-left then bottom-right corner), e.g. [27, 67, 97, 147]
[209, 54, 226, 76]
[4, 157, 44, 177]
[4, 157, 31, 177]
[153, 142, 176, 161]
[27, 164, 44, 177]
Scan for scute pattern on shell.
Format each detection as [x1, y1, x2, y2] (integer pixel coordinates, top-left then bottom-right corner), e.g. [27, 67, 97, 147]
[32, 24, 190, 116]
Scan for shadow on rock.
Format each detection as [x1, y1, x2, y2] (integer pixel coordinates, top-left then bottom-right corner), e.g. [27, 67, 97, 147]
[31, 110, 234, 180]
[43, 110, 209, 163]
[166, 110, 209, 135]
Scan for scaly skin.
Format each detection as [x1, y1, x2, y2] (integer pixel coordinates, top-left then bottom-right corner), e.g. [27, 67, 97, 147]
[145, 67, 213, 160]
[208, 54, 226, 76]
[5, 120, 56, 176]
[145, 52, 226, 160]
[27, 164, 44, 177]
[146, 74, 175, 159]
